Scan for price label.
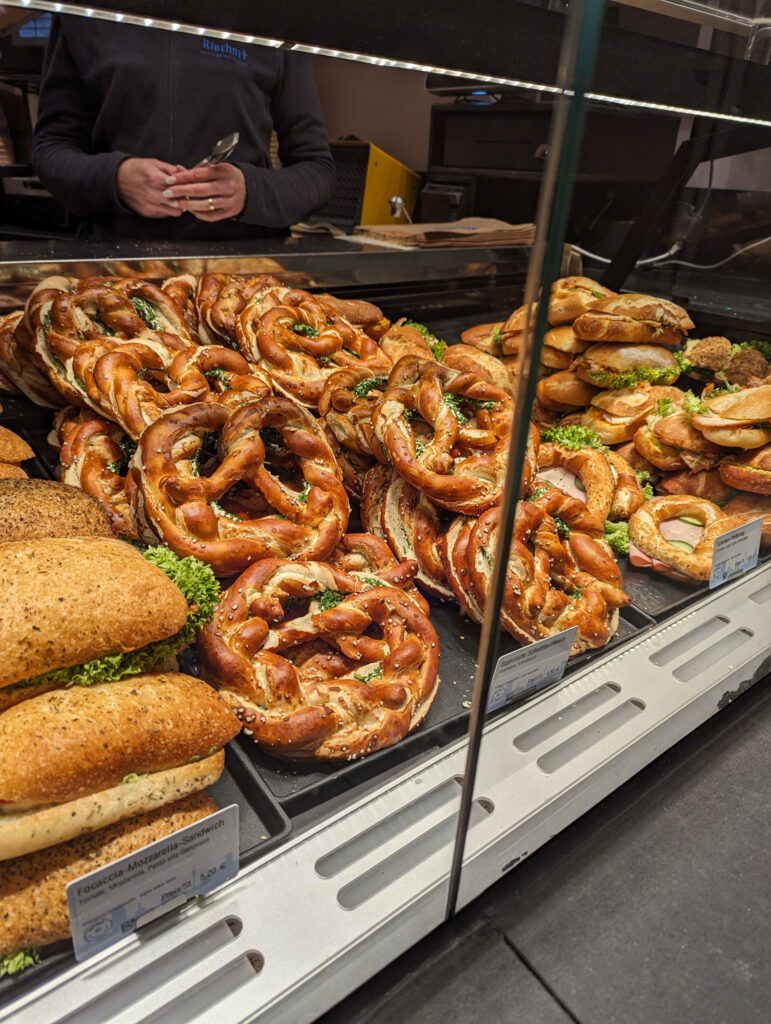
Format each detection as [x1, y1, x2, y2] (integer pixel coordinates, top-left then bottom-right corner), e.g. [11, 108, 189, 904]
[487, 626, 577, 714]
[67, 804, 239, 962]
[709, 518, 762, 589]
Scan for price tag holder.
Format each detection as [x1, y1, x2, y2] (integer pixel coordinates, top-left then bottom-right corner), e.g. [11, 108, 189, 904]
[709, 518, 762, 590]
[487, 626, 577, 714]
[67, 803, 239, 962]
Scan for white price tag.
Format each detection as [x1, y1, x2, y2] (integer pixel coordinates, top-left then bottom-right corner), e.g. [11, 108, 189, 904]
[67, 804, 239, 962]
[709, 518, 762, 589]
[487, 626, 577, 714]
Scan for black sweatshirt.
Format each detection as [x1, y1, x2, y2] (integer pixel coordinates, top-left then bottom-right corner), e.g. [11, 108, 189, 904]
[33, 17, 336, 241]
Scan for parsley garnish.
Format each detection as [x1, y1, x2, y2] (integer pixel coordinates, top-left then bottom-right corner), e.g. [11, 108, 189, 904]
[351, 376, 387, 399]
[442, 392, 467, 425]
[553, 517, 571, 537]
[130, 296, 163, 331]
[107, 437, 137, 476]
[354, 663, 383, 683]
[317, 589, 345, 610]
[297, 480, 311, 503]
[292, 323, 320, 338]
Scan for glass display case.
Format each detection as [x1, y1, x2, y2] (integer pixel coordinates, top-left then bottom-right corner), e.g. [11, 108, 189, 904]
[0, 2, 768, 1022]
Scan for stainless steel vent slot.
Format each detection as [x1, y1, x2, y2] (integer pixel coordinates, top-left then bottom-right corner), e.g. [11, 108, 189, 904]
[672, 629, 755, 682]
[316, 778, 461, 879]
[337, 798, 492, 910]
[537, 700, 646, 774]
[58, 918, 242, 1024]
[513, 682, 622, 752]
[134, 951, 263, 1024]
[649, 616, 729, 666]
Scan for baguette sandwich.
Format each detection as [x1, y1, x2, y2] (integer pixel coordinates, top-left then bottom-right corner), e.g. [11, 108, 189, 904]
[0, 537, 219, 711]
[0, 793, 218, 960]
[0, 673, 239, 860]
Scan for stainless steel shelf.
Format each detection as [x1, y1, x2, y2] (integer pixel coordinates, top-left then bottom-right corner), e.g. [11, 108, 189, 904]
[5, 562, 768, 1024]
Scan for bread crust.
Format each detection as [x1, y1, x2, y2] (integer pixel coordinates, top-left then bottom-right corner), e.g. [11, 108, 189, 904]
[0, 537, 189, 688]
[0, 793, 216, 956]
[0, 479, 112, 542]
[0, 424, 34, 463]
[573, 293, 694, 345]
[0, 673, 239, 804]
[0, 753, 224, 860]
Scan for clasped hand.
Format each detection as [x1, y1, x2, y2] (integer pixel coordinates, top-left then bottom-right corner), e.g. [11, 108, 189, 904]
[116, 157, 246, 221]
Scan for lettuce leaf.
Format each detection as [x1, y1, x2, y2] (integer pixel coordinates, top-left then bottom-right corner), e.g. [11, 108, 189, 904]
[0, 948, 40, 978]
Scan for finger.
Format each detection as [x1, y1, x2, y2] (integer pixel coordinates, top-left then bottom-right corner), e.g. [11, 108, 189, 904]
[154, 160, 182, 176]
[163, 181, 228, 201]
[178, 196, 229, 215]
[164, 165, 221, 186]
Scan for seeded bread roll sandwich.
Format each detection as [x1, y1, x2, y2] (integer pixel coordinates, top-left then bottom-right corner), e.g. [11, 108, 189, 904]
[0, 673, 239, 860]
[0, 478, 112, 542]
[0, 793, 217, 959]
[0, 538, 219, 711]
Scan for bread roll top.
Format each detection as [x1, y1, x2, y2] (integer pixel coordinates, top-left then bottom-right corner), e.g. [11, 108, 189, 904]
[0, 537, 189, 688]
[0, 793, 216, 957]
[0, 673, 239, 803]
[0, 479, 112, 543]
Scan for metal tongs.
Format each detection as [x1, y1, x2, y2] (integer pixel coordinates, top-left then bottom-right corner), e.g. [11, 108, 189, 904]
[194, 132, 240, 168]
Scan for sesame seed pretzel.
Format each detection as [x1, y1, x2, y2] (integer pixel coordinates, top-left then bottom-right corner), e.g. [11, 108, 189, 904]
[75, 277, 196, 344]
[370, 357, 520, 515]
[164, 345, 274, 411]
[467, 503, 627, 653]
[317, 365, 385, 458]
[197, 559, 440, 760]
[129, 398, 349, 576]
[236, 292, 392, 408]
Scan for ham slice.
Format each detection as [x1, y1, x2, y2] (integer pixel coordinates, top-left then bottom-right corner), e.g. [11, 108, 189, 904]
[630, 518, 704, 576]
[537, 466, 585, 502]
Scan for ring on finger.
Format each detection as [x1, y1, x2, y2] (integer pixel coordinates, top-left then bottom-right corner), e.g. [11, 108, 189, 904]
[208, 197, 215, 212]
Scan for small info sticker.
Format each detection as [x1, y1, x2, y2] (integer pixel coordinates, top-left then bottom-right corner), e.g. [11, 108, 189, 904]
[709, 518, 762, 590]
[487, 626, 577, 714]
[67, 804, 239, 962]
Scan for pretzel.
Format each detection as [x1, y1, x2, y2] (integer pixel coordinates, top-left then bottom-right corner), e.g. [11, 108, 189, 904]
[315, 294, 390, 340]
[317, 365, 384, 458]
[536, 442, 615, 523]
[628, 495, 743, 580]
[371, 356, 518, 514]
[197, 559, 440, 760]
[381, 471, 455, 600]
[327, 532, 429, 614]
[59, 411, 154, 541]
[161, 273, 202, 342]
[237, 291, 392, 407]
[605, 450, 644, 520]
[441, 343, 515, 397]
[459, 322, 504, 356]
[633, 422, 687, 472]
[0, 310, 61, 407]
[467, 504, 625, 653]
[75, 277, 195, 344]
[379, 319, 435, 363]
[442, 515, 485, 623]
[165, 345, 274, 411]
[72, 332, 204, 438]
[320, 422, 373, 503]
[196, 273, 288, 346]
[130, 398, 349, 575]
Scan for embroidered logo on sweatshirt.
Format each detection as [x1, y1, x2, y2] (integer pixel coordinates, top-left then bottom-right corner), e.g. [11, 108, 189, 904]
[201, 37, 248, 64]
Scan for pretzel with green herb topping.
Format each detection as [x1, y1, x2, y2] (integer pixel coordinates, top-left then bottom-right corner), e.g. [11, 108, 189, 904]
[198, 558, 439, 760]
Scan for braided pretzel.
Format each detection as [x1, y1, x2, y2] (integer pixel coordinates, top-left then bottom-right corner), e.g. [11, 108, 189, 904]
[628, 495, 743, 581]
[72, 332, 203, 438]
[59, 411, 154, 542]
[317, 365, 385, 458]
[442, 515, 485, 623]
[237, 292, 392, 407]
[196, 273, 288, 346]
[467, 504, 625, 653]
[380, 471, 454, 600]
[371, 356, 517, 514]
[536, 442, 615, 523]
[198, 559, 440, 760]
[0, 310, 61, 407]
[75, 277, 195, 344]
[161, 273, 202, 342]
[327, 532, 429, 614]
[130, 398, 349, 576]
[165, 345, 273, 411]
[315, 294, 390, 341]
[320, 422, 373, 503]
[378, 319, 435, 363]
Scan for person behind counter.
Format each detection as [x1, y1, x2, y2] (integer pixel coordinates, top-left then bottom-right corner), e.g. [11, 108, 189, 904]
[32, 16, 336, 241]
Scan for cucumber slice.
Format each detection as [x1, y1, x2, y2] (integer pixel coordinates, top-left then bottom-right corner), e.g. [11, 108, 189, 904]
[669, 539, 694, 552]
[574, 475, 586, 492]
[678, 515, 702, 526]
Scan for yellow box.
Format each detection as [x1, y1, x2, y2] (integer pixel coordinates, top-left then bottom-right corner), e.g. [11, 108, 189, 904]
[319, 141, 420, 229]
